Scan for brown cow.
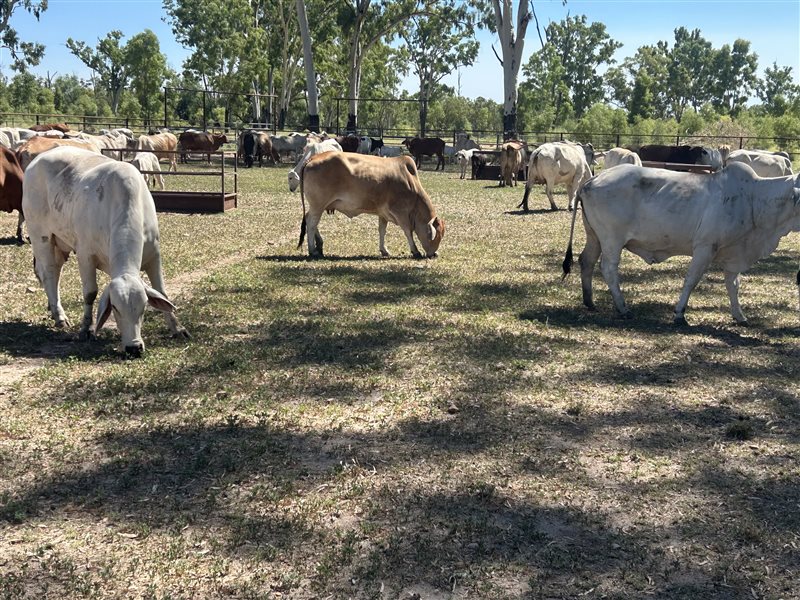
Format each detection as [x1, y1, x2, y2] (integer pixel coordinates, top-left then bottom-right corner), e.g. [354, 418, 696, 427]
[298, 152, 445, 259]
[402, 137, 446, 171]
[500, 140, 525, 187]
[0, 147, 24, 243]
[178, 131, 228, 163]
[29, 123, 70, 133]
[16, 136, 101, 171]
[137, 132, 179, 172]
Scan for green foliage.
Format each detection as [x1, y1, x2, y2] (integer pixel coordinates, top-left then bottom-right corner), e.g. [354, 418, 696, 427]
[0, 0, 47, 73]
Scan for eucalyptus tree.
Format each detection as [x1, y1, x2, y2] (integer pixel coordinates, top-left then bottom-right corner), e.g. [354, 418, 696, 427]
[711, 39, 758, 116]
[66, 31, 129, 114]
[666, 27, 715, 120]
[0, 0, 46, 73]
[337, 0, 441, 133]
[124, 30, 169, 123]
[758, 63, 800, 117]
[399, 0, 478, 136]
[475, 0, 537, 138]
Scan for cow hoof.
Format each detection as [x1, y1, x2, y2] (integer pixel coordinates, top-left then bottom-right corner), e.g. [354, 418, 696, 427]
[172, 328, 191, 339]
[55, 318, 71, 329]
[673, 315, 689, 326]
[734, 319, 749, 327]
[615, 311, 634, 320]
[380, 250, 390, 258]
[584, 303, 597, 312]
[78, 328, 96, 341]
[412, 251, 423, 259]
[550, 206, 558, 212]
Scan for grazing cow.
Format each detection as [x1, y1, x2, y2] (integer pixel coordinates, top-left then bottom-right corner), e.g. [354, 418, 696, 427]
[178, 131, 228, 163]
[270, 133, 308, 162]
[456, 148, 475, 179]
[16, 136, 101, 171]
[500, 140, 525, 187]
[471, 152, 489, 179]
[726, 149, 793, 177]
[297, 152, 445, 258]
[82, 131, 138, 158]
[562, 163, 800, 325]
[288, 138, 343, 192]
[402, 137, 446, 171]
[137, 132, 179, 173]
[128, 152, 165, 190]
[336, 134, 361, 153]
[0, 146, 25, 243]
[636, 144, 722, 171]
[601, 147, 642, 169]
[22, 146, 189, 356]
[241, 131, 260, 168]
[519, 142, 592, 211]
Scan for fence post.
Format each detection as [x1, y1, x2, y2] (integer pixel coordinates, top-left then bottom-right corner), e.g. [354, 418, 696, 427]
[616, 134, 620, 147]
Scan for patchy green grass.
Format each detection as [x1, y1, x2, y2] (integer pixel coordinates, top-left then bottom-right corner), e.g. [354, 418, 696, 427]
[1, 157, 800, 598]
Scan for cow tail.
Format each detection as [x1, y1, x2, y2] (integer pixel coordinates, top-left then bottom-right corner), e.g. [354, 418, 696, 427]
[298, 164, 307, 250]
[562, 193, 582, 281]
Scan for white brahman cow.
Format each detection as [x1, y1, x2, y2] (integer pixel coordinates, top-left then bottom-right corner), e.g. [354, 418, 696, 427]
[287, 138, 343, 192]
[600, 147, 642, 169]
[22, 146, 189, 356]
[520, 142, 592, 211]
[726, 149, 792, 177]
[562, 162, 800, 325]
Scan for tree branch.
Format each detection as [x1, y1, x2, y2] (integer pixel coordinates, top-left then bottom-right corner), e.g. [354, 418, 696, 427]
[491, 43, 503, 66]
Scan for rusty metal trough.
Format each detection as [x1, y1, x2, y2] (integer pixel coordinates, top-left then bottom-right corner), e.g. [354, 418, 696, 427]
[102, 148, 238, 213]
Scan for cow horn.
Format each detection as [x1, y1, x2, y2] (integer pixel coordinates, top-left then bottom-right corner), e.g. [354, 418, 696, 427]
[428, 217, 437, 241]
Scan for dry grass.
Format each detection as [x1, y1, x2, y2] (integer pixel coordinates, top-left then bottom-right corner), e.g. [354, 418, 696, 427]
[1, 156, 800, 599]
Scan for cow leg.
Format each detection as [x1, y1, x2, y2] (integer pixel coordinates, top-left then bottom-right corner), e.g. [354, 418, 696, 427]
[305, 211, 324, 258]
[545, 181, 558, 211]
[143, 257, 190, 338]
[378, 217, 390, 257]
[401, 227, 422, 259]
[16, 212, 26, 244]
[31, 235, 70, 328]
[673, 248, 714, 325]
[724, 270, 748, 325]
[76, 255, 98, 340]
[598, 244, 630, 318]
[579, 219, 601, 311]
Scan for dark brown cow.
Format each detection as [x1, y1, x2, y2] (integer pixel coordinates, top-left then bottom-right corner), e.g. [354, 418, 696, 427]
[402, 137, 446, 171]
[178, 131, 229, 163]
[336, 135, 361, 153]
[0, 147, 25, 243]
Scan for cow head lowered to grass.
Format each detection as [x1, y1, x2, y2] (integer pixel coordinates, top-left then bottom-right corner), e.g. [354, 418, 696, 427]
[297, 152, 445, 259]
[23, 146, 189, 357]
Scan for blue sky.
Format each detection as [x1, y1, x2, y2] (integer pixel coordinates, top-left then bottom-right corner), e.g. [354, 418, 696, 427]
[8, 0, 800, 103]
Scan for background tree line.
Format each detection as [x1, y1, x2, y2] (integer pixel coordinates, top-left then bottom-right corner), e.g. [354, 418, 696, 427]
[0, 0, 798, 143]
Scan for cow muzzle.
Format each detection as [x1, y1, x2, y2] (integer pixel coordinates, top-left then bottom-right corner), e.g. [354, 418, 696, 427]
[124, 342, 144, 358]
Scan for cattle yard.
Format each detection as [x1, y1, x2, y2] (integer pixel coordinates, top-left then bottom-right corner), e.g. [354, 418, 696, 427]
[2, 163, 800, 598]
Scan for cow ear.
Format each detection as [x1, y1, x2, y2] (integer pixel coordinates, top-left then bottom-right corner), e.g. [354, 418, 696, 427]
[145, 285, 177, 314]
[95, 286, 113, 331]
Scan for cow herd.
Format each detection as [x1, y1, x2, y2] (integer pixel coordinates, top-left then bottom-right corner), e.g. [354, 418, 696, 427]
[1, 122, 798, 356]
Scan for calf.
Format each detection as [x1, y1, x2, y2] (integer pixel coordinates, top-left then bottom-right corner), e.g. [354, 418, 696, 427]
[500, 141, 525, 187]
[23, 146, 188, 356]
[128, 152, 165, 190]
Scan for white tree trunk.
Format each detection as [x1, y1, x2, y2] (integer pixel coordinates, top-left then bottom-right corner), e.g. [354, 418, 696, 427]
[296, 0, 320, 131]
[492, 0, 530, 137]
